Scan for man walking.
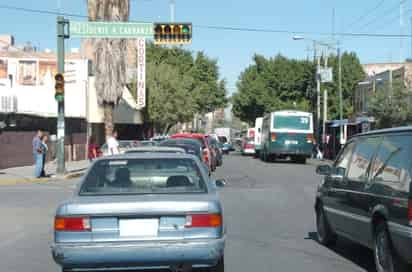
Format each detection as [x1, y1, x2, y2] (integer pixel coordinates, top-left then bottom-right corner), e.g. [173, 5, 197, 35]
[107, 131, 120, 155]
[32, 129, 43, 178]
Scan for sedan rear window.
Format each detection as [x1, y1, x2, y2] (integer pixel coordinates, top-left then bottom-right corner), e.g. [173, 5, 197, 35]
[80, 158, 207, 196]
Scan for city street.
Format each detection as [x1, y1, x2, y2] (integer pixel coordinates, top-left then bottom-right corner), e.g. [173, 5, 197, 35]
[0, 154, 375, 272]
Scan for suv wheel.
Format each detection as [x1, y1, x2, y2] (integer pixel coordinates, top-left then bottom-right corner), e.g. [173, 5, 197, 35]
[316, 205, 336, 246]
[374, 222, 409, 272]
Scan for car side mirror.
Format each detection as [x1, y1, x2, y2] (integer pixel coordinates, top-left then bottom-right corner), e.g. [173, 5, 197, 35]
[316, 164, 332, 176]
[215, 179, 226, 188]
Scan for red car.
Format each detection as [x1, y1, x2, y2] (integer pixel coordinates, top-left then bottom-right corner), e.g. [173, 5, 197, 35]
[170, 133, 216, 172]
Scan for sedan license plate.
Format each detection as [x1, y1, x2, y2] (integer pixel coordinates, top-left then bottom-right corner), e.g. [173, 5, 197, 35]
[285, 140, 298, 145]
[119, 219, 159, 237]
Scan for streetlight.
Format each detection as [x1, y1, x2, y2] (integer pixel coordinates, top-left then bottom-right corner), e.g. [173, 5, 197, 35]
[293, 36, 343, 148]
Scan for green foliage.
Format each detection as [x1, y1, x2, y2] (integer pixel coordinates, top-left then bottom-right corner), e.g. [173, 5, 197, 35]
[232, 54, 314, 124]
[232, 52, 365, 124]
[323, 52, 365, 120]
[143, 44, 227, 132]
[368, 80, 412, 129]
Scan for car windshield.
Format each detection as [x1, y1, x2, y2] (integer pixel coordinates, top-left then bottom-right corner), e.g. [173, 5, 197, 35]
[273, 115, 310, 130]
[80, 158, 207, 196]
[218, 136, 227, 143]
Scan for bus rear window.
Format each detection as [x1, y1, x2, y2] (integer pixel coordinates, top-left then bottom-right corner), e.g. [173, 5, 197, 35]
[273, 116, 310, 130]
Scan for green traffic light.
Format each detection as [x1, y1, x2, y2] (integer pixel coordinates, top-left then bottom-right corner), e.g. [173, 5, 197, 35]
[182, 25, 190, 34]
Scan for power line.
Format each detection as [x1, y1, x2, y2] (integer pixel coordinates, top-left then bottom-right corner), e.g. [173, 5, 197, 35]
[345, 0, 385, 31]
[357, 1, 407, 31]
[0, 4, 87, 18]
[2, 4, 412, 39]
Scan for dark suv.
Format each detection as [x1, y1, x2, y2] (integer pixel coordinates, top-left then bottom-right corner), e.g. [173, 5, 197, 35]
[315, 127, 412, 272]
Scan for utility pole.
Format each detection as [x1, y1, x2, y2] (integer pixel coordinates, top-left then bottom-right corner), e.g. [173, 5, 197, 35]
[170, 0, 175, 22]
[323, 89, 328, 151]
[56, 16, 67, 175]
[400, 0, 404, 62]
[316, 44, 321, 144]
[338, 43, 343, 145]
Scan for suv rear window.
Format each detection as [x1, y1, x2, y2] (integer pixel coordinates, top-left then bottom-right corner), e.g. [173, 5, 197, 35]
[370, 135, 412, 187]
[80, 158, 207, 196]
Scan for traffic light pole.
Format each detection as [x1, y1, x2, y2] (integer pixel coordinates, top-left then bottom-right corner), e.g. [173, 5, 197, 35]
[56, 16, 67, 175]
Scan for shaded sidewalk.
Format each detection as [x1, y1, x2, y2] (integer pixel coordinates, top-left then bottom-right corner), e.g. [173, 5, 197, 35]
[0, 160, 90, 185]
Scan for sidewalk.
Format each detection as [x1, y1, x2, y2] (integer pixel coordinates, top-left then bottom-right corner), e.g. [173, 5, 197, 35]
[0, 160, 90, 185]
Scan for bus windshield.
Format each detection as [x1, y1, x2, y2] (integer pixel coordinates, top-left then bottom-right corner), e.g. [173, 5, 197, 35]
[273, 115, 310, 130]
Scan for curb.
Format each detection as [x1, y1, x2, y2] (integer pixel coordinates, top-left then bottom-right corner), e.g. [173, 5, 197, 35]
[63, 171, 85, 180]
[0, 170, 86, 185]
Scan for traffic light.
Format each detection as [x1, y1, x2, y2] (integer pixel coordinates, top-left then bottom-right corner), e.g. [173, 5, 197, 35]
[154, 23, 192, 45]
[54, 73, 64, 102]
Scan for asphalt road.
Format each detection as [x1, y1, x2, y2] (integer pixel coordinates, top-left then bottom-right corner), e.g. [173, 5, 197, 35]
[0, 154, 376, 272]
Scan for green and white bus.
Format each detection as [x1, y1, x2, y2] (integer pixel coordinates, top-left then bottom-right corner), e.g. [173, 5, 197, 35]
[260, 110, 314, 164]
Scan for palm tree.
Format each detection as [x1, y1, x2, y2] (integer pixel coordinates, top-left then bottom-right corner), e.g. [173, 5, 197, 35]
[87, 0, 129, 139]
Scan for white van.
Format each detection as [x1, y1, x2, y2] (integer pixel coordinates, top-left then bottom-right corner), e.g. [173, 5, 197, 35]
[254, 117, 263, 156]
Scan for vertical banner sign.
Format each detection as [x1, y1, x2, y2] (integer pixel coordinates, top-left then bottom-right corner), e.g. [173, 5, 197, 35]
[136, 38, 146, 108]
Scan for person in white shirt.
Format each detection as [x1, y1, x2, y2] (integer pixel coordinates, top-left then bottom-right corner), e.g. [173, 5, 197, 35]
[107, 131, 120, 155]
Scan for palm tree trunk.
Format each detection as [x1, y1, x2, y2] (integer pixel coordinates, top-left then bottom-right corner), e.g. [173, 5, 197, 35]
[103, 102, 114, 139]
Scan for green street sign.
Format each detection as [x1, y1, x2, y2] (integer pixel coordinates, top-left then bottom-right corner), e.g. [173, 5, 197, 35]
[69, 21, 154, 38]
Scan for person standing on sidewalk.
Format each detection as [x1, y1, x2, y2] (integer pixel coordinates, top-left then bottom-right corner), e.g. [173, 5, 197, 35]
[88, 136, 99, 162]
[32, 129, 43, 178]
[40, 134, 49, 177]
[107, 131, 120, 155]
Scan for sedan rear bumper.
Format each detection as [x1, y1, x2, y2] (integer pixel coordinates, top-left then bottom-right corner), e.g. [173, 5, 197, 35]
[52, 238, 225, 271]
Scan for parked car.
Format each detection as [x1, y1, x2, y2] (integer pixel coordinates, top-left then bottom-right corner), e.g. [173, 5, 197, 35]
[171, 133, 216, 172]
[139, 140, 157, 147]
[159, 138, 203, 161]
[52, 153, 226, 272]
[209, 136, 223, 167]
[315, 127, 412, 272]
[218, 136, 234, 154]
[241, 137, 255, 155]
[124, 146, 186, 154]
[100, 140, 139, 156]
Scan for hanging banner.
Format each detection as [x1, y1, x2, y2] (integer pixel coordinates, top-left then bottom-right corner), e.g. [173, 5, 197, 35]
[136, 38, 146, 108]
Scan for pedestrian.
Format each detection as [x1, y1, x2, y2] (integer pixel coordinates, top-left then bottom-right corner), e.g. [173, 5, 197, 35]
[88, 136, 99, 162]
[40, 134, 49, 177]
[107, 131, 120, 155]
[32, 129, 43, 178]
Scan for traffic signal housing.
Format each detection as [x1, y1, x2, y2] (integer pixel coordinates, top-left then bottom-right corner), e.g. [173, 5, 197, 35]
[54, 73, 64, 102]
[154, 23, 192, 45]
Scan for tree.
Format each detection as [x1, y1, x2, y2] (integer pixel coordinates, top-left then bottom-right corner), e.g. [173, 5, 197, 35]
[191, 52, 227, 113]
[323, 52, 365, 120]
[232, 54, 314, 124]
[87, 0, 129, 138]
[368, 80, 412, 128]
[146, 62, 196, 134]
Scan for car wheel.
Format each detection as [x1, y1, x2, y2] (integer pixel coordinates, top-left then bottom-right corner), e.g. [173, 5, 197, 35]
[316, 205, 336, 246]
[209, 256, 224, 272]
[374, 222, 409, 272]
[296, 156, 306, 164]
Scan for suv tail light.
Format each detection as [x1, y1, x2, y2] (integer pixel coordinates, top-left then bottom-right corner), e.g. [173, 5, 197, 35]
[185, 214, 222, 228]
[409, 200, 412, 225]
[271, 133, 277, 142]
[55, 217, 91, 232]
[307, 134, 314, 143]
[203, 148, 209, 164]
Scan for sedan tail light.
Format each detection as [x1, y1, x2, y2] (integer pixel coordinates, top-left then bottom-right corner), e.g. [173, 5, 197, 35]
[203, 148, 209, 164]
[185, 214, 222, 228]
[307, 134, 314, 143]
[54, 217, 91, 232]
[271, 133, 277, 142]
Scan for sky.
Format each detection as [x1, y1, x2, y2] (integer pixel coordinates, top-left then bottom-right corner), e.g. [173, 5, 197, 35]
[0, 0, 411, 94]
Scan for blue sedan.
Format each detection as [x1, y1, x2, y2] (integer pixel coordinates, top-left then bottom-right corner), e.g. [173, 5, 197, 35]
[51, 153, 226, 272]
